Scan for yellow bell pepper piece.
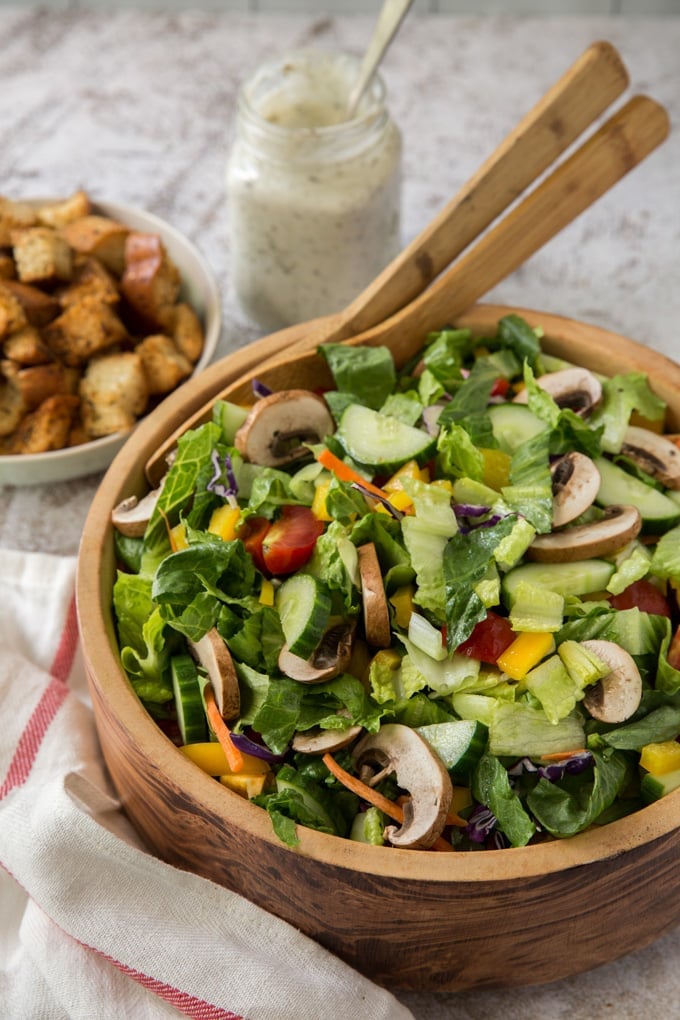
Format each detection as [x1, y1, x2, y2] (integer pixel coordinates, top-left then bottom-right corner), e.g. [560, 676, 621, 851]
[430, 478, 454, 495]
[629, 409, 665, 434]
[450, 786, 473, 816]
[497, 631, 554, 680]
[311, 480, 333, 521]
[383, 460, 430, 492]
[170, 522, 188, 551]
[208, 504, 241, 541]
[388, 585, 415, 628]
[480, 448, 512, 490]
[181, 742, 270, 777]
[220, 773, 268, 799]
[259, 577, 275, 606]
[376, 488, 414, 515]
[640, 740, 680, 776]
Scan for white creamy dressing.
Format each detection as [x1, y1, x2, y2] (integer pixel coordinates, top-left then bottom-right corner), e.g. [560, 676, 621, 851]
[226, 52, 402, 331]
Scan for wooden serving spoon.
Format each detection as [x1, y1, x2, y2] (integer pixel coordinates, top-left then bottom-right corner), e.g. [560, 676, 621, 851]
[146, 42, 650, 482]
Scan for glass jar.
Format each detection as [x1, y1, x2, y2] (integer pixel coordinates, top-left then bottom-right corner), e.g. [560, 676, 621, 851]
[226, 50, 402, 332]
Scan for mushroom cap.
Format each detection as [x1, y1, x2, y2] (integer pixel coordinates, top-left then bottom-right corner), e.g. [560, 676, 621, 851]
[234, 389, 334, 467]
[551, 452, 601, 528]
[357, 542, 391, 649]
[581, 639, 642, 723]
[620, 425, 680, 490]
[292, 724, 363, 755]
[527, 504, 642, 563]
[352, 723, 453, 850]
[278, 620, 356, 684]
[188, 628, 240, 721]
[514, 367, 602, 416]
[111, 483, 163, 537]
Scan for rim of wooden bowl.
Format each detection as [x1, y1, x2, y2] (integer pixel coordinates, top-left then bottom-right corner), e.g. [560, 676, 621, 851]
[77, 303, 680, 884]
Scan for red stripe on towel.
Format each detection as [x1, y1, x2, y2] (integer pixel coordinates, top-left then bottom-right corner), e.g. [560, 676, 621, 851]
[97, 953, 244, 1020]
[0, 595, 79, 799]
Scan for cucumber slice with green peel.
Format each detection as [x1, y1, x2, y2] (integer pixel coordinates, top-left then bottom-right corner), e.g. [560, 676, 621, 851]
[336, 403, 436, 473]
[276, 573, 332, 659]
[502, 559, 615, 606]
[595, 457, 680, 535]
[416, 720, 488, 776]
[171, 654, 208, 745]
[488, 403, 548, 454]
[641, 766, 680, 804]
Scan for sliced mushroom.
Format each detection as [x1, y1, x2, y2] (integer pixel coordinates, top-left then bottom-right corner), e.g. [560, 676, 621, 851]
[278, 619, 356, 683]
[352, 723, 453, 850]
[234, 389, 334, 467]
[358, 542, 391, 648]
[111, 481, 164, 537]
[188, 628, 240, 720]
[514, 367, 602, 416]
[527, 504, 641, 563]
[551, 452, 601, 527]
[620, 425, 680, 490]
[581, 639, 642, 723]
[292, 723, 363, 754]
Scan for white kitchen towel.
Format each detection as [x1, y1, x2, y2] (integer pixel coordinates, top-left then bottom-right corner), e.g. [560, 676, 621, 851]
[0, 549, 414, 1020]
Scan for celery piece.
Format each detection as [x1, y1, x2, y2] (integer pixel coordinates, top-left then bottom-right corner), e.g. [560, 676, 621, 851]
[558, 639, 609, 689]
[524, 654, 581, 724]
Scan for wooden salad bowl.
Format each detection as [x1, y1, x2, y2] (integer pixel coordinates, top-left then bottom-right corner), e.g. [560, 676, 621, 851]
[77, 303, 680, 992]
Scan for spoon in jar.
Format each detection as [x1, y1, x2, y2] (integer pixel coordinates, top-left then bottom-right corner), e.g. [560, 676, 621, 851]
[346, 0, 414, 118]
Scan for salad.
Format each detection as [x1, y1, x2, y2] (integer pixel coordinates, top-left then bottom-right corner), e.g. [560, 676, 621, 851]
[111, 314, 680, 853]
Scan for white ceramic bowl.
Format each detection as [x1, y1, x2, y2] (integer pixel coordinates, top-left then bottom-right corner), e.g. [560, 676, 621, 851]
[0, 200, 221, 487]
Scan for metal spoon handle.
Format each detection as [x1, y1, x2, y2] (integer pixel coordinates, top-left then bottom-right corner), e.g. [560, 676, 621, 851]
[346, 0, 413, 118]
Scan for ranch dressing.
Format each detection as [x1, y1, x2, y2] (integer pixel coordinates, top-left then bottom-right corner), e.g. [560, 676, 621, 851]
[226, 50, 402, 331]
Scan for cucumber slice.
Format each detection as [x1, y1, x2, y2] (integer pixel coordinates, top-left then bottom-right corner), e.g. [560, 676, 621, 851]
[502, 559, 615, 605]
[276, 573, 331, 659]
[488, 403, 548, 454]
[416, 720, 488, 776]
[171, 654, 208, 745]
[595, 457, 680, 535]
[336, 403, 436, 473]
[641, 766, 680, 804]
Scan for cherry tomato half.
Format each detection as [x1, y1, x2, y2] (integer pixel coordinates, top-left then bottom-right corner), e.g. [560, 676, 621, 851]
[609, 580, 672, 618]
[457, 610, 515, 664]
[239, 515, 271, 574]
[261, 505, 324, 576]
[490, 377, 510, 398]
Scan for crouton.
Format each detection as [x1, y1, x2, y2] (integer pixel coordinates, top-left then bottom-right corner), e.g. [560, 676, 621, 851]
[43, 297, 127, 366]
[36, 190, 92, 229]
[2, 325, 53, 365]
[120, 233, 180, 330]
[0, 254, 15, 279]
[4, 393, 80, 454]
[11, 226, 73, 285]
[0, 289, 27, 339]
[136, 333, 193, 395]
[172, 301, 205, 363]
[0, 197, 38, 247]
[61, 215, 129, 276]
[2, 359, 74, 411]
[79, 350, 148, 438]
[0, 279, 61, 326]
[57, 255, 120, 309]
[0, 376, 25, 437]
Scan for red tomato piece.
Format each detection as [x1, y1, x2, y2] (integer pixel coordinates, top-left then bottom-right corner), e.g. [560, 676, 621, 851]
[456, 611, 515, 664]
[490, 377, 510, 398]
[239, 516, 271, 574]
[668, 626, 680, 671]
[261, 505, 324, 576]
[609, 580, 672, 618]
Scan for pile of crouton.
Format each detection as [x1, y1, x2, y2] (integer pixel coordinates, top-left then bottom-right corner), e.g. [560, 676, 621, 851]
[0, 190, 205, 456]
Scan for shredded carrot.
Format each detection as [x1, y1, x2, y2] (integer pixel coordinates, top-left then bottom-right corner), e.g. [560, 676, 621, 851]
[315, 448, 386, 500]
[204, 685, 244, 773]
[323, 753, 456, 852]
[539, 749, 588, 762]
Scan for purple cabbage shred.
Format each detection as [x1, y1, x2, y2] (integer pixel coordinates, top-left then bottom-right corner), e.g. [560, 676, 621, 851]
[464, 804, 497, 843]
[537, 750, 594, 782]
[252, 378, 273, 398]
[207, 449, 239, 505]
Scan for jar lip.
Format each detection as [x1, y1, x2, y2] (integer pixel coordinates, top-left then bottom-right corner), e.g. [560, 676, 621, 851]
[237, 48, 388, 140]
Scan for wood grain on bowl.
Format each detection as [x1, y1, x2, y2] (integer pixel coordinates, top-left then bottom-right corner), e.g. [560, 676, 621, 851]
[77, 304, 680, 992]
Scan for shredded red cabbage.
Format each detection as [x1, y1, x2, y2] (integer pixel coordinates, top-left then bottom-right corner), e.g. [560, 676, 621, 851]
[537, 751, 594, 782]
[230, 731, 286, 763]
[252, 379, 273, 398]
[464, 804, 497, 843]
[207, 449, 239, 504]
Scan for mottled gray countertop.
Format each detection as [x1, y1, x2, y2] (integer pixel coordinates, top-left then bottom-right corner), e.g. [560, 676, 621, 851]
[1, 8, 679, 1018]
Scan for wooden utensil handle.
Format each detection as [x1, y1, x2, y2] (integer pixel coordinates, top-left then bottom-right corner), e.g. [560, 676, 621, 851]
[144, 42, 631, 483]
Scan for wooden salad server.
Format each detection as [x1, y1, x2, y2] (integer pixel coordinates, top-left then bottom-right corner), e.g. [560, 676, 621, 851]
[145, 41, 666, 482]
